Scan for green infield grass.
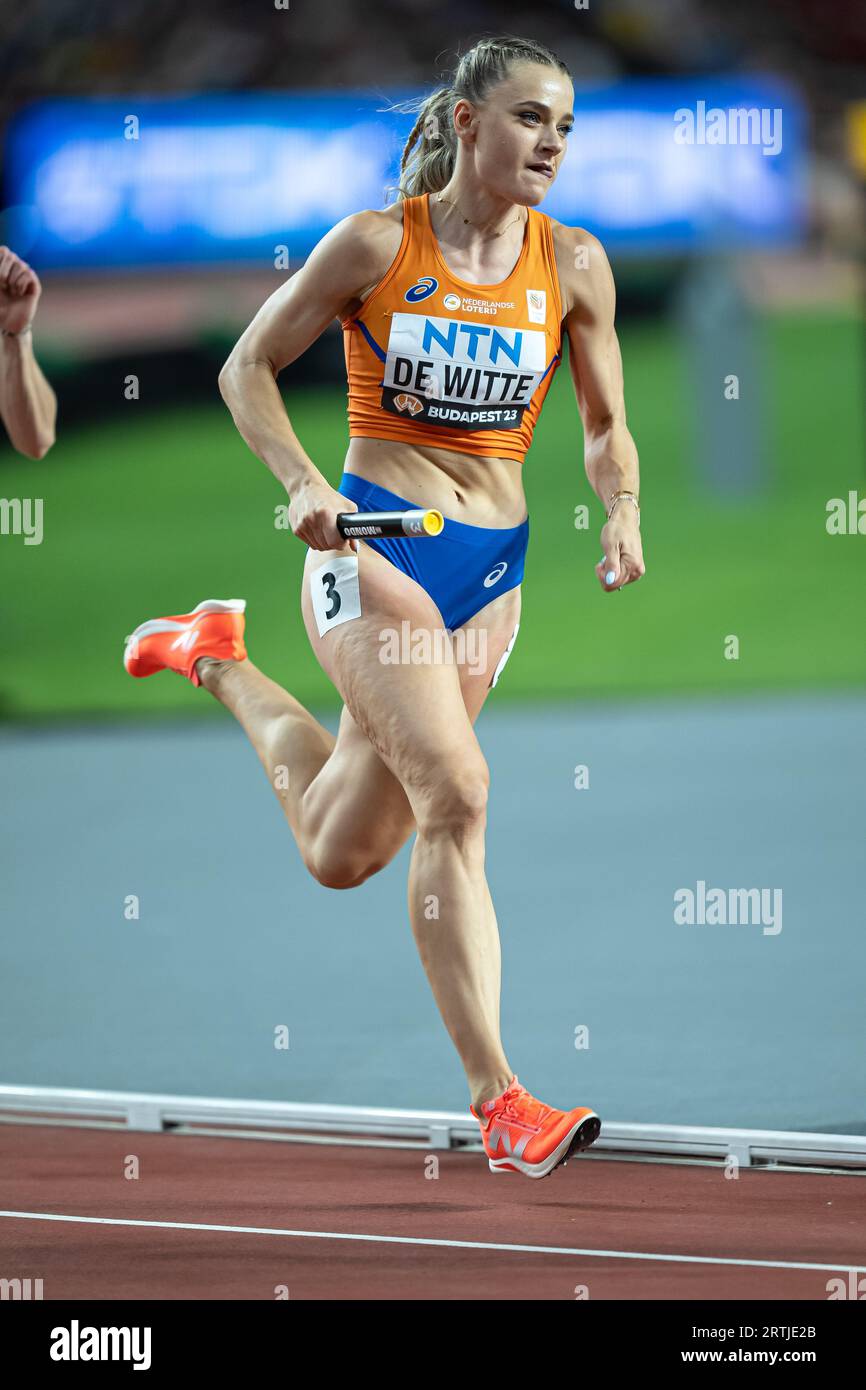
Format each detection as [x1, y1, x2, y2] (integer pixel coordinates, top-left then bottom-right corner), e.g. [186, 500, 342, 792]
[1, 309, 863, 721]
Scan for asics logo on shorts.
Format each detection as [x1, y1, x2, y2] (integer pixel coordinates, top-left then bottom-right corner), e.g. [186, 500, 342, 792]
[483, 561, 508, 587]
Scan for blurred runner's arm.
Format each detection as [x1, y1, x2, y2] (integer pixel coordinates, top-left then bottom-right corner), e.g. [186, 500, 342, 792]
[557, 227, 645, 591]
[0, 248, 57, 460]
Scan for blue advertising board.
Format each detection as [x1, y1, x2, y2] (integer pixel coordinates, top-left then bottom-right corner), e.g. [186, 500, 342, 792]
[3, 79, 805, 269]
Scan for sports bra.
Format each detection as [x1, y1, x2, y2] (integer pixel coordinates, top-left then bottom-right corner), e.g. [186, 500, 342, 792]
[340, 192, 563, 464]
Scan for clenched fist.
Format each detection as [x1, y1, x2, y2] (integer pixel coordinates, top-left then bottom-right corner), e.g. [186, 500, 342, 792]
[0, 247, 42, 335]
[289, 479, 359, 553]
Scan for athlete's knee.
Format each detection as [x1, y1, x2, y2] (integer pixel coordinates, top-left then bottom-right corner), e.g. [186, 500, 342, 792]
[303, 842, 387, 891]
[415, 763, 490, 843]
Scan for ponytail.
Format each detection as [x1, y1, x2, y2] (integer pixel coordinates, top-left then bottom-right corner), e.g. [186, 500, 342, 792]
[395, 86, 458, 198]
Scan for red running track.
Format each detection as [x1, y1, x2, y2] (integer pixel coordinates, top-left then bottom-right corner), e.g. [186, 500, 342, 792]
[0, 1124, 863, 1299]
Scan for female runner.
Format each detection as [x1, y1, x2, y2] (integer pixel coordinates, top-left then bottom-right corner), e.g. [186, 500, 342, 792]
[124, 35, 645, 1178]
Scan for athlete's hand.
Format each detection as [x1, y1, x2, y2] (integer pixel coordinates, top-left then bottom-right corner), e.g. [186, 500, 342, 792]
[0, 248, 42, 335]
[595, 507, 645, 592]
[289, 479, 359, 553]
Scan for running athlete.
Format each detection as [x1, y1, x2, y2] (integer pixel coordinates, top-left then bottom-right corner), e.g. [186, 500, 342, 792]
[124, 35, 645, 1179]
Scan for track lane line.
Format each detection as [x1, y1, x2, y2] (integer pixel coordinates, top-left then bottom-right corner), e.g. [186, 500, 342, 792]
[1, 1210, 863, 1273]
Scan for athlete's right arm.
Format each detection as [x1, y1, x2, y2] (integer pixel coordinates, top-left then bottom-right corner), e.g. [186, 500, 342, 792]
[218, 210, 399, 550]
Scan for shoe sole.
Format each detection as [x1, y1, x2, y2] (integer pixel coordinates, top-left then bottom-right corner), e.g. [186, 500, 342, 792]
[488, 1112, 601, 1179]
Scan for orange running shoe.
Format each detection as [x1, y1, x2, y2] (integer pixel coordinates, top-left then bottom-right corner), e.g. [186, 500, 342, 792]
[471, 1076, 601, 1178]
[123, 599, 247, 687]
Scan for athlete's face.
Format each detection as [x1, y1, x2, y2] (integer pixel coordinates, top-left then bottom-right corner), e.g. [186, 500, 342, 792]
[460, 63, 574, 205]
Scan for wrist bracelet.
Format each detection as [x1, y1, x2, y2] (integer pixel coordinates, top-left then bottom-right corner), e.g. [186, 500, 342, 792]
[606, 490, 640, 522]
[1, 325, 33, 338]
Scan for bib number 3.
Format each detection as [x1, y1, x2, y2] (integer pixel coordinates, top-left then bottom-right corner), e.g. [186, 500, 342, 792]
[310, 554, 362, 637]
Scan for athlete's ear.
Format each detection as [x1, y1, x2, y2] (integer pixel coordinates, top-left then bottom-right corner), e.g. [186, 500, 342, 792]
[453, 99, 477, 140]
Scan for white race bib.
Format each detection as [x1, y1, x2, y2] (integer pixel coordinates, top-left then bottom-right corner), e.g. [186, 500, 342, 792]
[310, 554, 361, 637]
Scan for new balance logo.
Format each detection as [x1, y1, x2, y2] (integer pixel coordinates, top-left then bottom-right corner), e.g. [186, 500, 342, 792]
[489, 1125, 531, 1159]
[170, 627, 199, 652]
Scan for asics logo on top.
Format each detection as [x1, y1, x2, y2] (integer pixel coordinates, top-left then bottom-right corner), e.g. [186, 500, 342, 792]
[488, 1125, 531, 1159]
[483, 562, 508, 587]
[404, 276, 438, 303]
[393, 393, 424, 416]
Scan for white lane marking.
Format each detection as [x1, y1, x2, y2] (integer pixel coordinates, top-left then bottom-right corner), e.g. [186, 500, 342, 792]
[1, 1211, 863, 1273]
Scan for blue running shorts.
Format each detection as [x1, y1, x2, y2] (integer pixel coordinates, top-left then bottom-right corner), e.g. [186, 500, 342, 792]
[337, 471, 529, 633]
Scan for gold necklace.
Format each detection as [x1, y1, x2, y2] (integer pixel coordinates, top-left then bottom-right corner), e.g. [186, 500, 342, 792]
[434, 195, 525, 238]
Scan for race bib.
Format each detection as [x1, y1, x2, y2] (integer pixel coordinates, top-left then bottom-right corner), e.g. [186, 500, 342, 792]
[381, 313, 547, 432]
[310, 554, 361, 637]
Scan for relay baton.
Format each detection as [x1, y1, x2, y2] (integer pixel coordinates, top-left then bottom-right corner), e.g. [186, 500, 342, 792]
[336, 508, 444, 539]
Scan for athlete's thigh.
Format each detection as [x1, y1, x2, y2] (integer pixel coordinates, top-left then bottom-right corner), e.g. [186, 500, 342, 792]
[304, 702, 415, 861]
[301, 540, 488, 808]
[454, 584, 523, 723]
[306, 597, 519, 864]
[299, 544, 521, 864]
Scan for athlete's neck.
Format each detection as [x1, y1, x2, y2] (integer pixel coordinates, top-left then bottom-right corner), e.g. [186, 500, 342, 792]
[430, 180, 526, 246]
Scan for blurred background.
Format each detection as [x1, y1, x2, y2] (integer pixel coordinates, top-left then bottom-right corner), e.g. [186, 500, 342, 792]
[0, 0, 863, 1128]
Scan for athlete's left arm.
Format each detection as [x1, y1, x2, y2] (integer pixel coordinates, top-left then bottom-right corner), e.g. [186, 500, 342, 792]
[555, 226, 644, 592]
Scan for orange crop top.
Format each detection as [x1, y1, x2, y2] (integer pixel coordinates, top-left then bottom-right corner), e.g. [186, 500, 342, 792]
[340, 192, 563, 464]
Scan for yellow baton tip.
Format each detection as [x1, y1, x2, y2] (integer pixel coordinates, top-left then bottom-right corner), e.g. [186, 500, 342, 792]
[423, 509, 445, 536]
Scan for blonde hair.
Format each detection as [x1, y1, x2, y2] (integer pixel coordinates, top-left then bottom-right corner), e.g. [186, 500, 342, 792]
[391, 35, 571, 200]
